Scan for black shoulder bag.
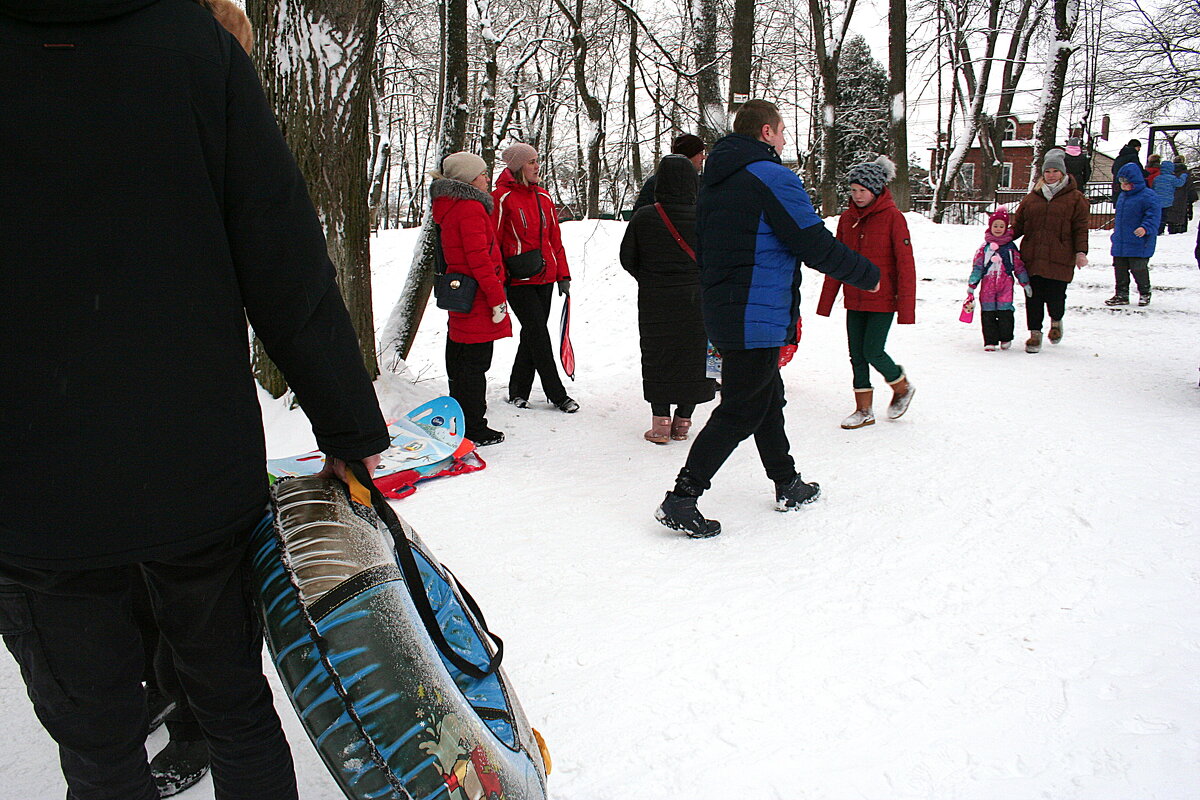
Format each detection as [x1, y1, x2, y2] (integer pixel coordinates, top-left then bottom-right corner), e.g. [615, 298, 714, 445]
[503, 194, 546, 281]
[432, 222, 479, 313]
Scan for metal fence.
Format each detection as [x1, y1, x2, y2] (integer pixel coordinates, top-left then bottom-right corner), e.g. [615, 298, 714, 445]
[911, 182, 1116, 229]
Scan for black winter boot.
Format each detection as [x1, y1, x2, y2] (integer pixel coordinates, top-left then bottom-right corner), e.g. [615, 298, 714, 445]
[775, 474, 821, 511]
[655, 492, 721, 538]
[151, 739, 210, 798]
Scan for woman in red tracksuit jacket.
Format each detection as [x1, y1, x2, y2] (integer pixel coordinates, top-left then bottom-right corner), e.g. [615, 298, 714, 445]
[492, 143, 579, 413]
[816, 156, 917, 429]
[433, 152, 512, 445]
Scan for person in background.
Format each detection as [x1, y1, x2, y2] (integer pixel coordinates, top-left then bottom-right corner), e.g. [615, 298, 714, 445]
[816, 156, 917, 429]
[1012, 148, 1090, 353]
[1150, 159, 1186, 236]
[654, 99, 879, 538]
[492, 143, 579, 413]
[0, 2, 391, 800]
[432, 152, 512, 446]
[621, 154, 715, 444]
[1111, 139, 1143, 203]
[1145, 153, 1162, 188]
[1166, 158, 1198, 235]
[1063, 137, 1092, 196]
[1106, 162, 1161, 307]
[631, 134, 707, 213]
[963, 207, 1030, 352]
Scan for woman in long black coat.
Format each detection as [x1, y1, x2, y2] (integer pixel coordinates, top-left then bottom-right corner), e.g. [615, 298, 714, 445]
[620, 154, 716, 443]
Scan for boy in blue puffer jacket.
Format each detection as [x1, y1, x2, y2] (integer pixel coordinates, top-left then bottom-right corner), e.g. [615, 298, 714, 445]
[1106, 162, 1162, 306]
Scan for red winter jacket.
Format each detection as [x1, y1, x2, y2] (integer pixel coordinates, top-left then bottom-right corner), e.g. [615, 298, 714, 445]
[816, 188, 916, 324]
[431, 178, 513, 344]
[491, 168, 570, 286]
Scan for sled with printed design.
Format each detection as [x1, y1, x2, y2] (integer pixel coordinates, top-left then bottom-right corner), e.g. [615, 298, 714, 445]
[267, 397, 485, 499]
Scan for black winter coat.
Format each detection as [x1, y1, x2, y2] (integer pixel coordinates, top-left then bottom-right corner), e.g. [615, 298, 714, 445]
[0, 0, 389, 568]
[1064, 152, 1091, 194]
[620, 156, 715, 406]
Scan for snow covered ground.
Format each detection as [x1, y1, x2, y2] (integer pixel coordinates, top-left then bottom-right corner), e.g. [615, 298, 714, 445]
[2, 212, 1199, 799]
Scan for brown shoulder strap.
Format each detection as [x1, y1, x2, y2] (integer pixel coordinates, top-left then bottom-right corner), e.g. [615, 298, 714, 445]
[654, 202, 695, 261]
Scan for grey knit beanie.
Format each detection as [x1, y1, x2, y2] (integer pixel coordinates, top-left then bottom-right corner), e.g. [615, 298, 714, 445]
[1042, 148, 1068, 176]
[439, 151, 487, 184]
[846, 155, 897, 196]
[501, 143, 538, 174]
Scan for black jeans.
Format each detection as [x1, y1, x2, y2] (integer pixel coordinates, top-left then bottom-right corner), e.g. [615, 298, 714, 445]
[0, 532, 297, 800]
[679, 347, 795, 492]
[506, 282, 566, 403]
[1113, 256, 1151, 297]
[1026, 274, 1069, 331]
[980, 309, 1015, 345]
[131, 578, 204, 742]
[446, 338, 494, 436]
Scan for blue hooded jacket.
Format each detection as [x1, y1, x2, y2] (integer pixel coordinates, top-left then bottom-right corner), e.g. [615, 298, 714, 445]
[1111, 162, 1161, 258]
[1152, 161, 1186, 209]
[696, 134, 878, 349]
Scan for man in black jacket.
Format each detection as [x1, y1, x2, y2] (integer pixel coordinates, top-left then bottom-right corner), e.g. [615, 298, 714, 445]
[1111, 139, 1143, 204]
[631, 133, 706, 213]
[0, 2, 389, 798]
[654, 100, 879, 538]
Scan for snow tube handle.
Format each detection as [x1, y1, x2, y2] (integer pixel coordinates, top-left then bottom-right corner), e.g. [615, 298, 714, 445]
[346, 461, 504, 681]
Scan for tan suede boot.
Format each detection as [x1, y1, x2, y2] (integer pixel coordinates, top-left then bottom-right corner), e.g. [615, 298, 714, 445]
[841, 389, 875, 429]
[670, 416, 692, 441]
[887, 374, 915, 420]
[1025, 330, 1043, 353]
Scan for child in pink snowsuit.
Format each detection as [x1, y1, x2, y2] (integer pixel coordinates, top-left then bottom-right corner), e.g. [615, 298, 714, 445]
[967, 207, 1031, 350]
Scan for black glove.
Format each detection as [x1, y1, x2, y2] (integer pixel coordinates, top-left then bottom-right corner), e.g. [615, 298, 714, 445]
[558, 278, 571, 296]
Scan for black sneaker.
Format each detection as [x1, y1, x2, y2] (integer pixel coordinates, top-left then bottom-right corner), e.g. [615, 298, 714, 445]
[553, 396, 580, 413]
[1104, 295, 1129, 306]
[775, 475, 821, 511]
[468, 428, 504, 447]
[508, 396, 529, 409]
[655, 492, 721, 538]
[1138, 293, 1151, 307]
[152, 739, 210, 798]
[145, 687, 175, 735]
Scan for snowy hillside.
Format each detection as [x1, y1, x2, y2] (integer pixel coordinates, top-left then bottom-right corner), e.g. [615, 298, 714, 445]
[3, 213, 1198, 799]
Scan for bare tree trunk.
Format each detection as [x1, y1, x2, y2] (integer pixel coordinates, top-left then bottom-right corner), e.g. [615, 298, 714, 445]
[378, 0, 468, 363]
[693, 0, 724, 145]
[887, 0, 910, 211]
[627, 9, 643, 187]
[728, 0, 755, 115]
[246, 0, 384, 396]
[475, 0, 500, 174]
[555, 0, 604, 218]
[1031, 0, 1079, 180]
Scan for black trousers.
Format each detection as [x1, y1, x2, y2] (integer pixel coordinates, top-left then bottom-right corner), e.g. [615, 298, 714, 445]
[506, 282, 566, 403]
[1025, 274, 1069, 331]
[980, 309, 1015, 345]
[446, 338, 494, 436]
[0, 532, 297, 800]
[651, 403, 696, 418]
[1113, 256, 1151, 297]
[131, 579, 204, 742]
[679, 347, 795, 492]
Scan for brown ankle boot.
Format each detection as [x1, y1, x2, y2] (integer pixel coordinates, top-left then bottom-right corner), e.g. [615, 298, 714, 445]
[644, 416, 671, 444]
[887, 374, 915, 420]
[841, 390, 875, 429]
[670, 416, 692, 440]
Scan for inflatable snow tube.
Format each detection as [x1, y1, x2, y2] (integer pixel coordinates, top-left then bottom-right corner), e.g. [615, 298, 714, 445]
[250, 475, 548, 800]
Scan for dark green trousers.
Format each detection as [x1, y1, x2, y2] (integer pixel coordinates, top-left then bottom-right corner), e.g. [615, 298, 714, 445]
[846, 309, 902, 390]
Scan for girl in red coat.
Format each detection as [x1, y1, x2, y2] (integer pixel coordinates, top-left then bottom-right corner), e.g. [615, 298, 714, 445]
[492, 144, 579, 413]
[816, 156, 916, 429]
[432, 152, 512, 445]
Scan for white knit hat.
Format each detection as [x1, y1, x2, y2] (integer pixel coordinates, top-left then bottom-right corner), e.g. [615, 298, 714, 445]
[501, 143, 538, 173]
[439, 152, 487, 184]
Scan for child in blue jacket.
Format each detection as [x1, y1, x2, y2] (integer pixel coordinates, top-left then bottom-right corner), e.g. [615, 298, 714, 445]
[1106, 162, 1161, 306]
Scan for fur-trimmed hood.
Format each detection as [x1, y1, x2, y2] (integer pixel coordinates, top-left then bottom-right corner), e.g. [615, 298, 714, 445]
[430, 177, 493, 214]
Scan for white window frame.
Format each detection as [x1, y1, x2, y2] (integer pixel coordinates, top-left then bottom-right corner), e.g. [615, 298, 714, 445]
[1003, 119, 1018, 141]
[1000, 162, 1013, 188]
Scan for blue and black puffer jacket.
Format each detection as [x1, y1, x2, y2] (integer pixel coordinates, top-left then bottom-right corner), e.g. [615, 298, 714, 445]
[1111, 162, 1161, 259]
[697, 134, 878, 349]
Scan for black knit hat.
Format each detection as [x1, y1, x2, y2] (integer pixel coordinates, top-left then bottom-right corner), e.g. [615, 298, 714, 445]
[846, 155, 897, 196]
[671, 134, 705, 159]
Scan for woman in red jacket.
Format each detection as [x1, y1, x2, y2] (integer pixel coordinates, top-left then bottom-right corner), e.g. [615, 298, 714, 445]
[816, 156, 916, 429]
[492, 143, 579, 413]
[433, 152, 512, 445]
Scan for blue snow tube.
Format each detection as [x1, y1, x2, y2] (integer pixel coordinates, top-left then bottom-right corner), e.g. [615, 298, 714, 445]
[250, 472, 549, 800]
